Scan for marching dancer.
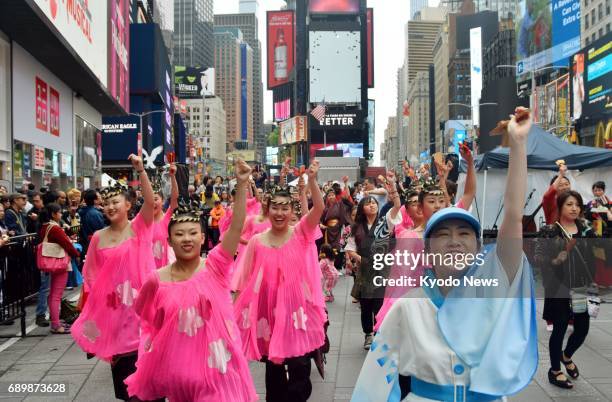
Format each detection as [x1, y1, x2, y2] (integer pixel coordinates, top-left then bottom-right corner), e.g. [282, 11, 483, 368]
[125, 159, 257, 402]
[71, 155, 156, 401]
[351, 107, 537, 402]
[151, 164, 179, 268]
[232, 160, 326, 402]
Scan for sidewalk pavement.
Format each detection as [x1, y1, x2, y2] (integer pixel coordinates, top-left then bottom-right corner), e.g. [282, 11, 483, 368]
[1, 277, 611, 401]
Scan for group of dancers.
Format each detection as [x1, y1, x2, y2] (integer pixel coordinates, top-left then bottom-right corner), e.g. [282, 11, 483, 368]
[67, 108, 596, 401]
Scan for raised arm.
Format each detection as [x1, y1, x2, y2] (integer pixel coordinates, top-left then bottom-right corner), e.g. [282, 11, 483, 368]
[497, 108, 531, 281]
[459, 143, 476, 209]
[298, 173, 309, 215]
[129, 154, 154, 224]
[305, 160, 324, 228]
[384, 170, 401, 220]
[221, 159, 251, 256]
[167, 163, 179, 210]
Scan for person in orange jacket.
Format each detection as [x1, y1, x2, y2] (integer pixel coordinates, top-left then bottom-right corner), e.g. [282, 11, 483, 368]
[209, 200, 226, 246]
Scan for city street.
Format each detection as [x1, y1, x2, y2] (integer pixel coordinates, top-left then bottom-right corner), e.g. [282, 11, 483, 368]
[1, 277, 612, 401]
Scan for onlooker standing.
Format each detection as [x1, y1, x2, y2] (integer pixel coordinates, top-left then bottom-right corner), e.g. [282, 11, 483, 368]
[5, 193, 27, 236]
[38, 203, 79, 334]
[209, 200, 225, 245]
[78, 189, 105, 254]
[27, 192, 44, 234]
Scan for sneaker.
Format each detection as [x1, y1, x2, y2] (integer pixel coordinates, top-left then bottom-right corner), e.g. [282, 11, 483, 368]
[568, 324, 574, 333]
[546, 324, 553, 332]
[36, 315, 49, 327]
[364, 333, 374, 350]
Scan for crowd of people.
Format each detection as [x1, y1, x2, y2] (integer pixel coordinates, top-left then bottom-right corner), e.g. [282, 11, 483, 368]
[0, 108, 610, 401]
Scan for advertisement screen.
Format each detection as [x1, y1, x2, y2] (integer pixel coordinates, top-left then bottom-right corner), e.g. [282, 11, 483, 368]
[279, 116, 308, 145]
[571, 37, 612, 121]
[274, 99, 291, 122]
[368, 100, 375, 152]
[367, 8, 374, 88]
[267, 11, 295, 89]
[108, 0, 130, 113]
[175, 66, 215, 99]
[310, 143, 364, 157]
[556, 74, 570, 137]
[515, 0, 581, 75]
[309, 0, 360, 14]
[33, 0, 108, 89]
[309, 31, 361, 104]
[546, 82, 557, 128]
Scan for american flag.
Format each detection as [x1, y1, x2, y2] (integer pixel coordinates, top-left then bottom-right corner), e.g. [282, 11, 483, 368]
[310, 103, 326, 121]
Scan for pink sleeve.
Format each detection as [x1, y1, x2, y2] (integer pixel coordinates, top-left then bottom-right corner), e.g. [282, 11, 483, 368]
[219, 207, 233, 237]
[82, 232, 100, 293]
[134, 274, 160, 324]
[231, 237, 257, 291]
[206, 244, 235, 288]
[295, 216, 323, 243]
[162, 207, 173, 226]
[131, 211, 153, 241]
[455, 199, 465, 210]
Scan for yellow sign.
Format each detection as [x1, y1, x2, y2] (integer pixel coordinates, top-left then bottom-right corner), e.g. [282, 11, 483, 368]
[227, 150, 256, 161]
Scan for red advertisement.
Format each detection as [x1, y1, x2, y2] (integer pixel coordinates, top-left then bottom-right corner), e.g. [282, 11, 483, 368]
[309, 0, 359, 13]
[267, 11, 295, 89]
[34, 146, 45, 170]
[49, 87, 60, 136]
[35, 77, 48, 132]
[108, 0, 130, 113]
[367, 8, 374, 88]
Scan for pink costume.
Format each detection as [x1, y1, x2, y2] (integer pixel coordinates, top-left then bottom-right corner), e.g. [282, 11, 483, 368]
[394, 205, 414, 237]
[151, 208, 175, 268]
[125, 246, 258, 402]
[374, 227, 424, 331]
[320, 258, 339, 294]
[233, 217, 327, 363]
[71, 213, 155, 361]
[246, 196, 262, 217]
[218, 206, 233, 237]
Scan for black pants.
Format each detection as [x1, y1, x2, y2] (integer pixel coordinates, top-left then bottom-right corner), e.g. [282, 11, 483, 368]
[360, 297, 383, 334]
[549, 311, 590, 371]
[265, 355, 312, 402]
[110, 353, 165, 402]
[210, 227, 220, 245]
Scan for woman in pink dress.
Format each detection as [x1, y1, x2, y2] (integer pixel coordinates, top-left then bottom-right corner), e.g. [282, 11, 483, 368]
[233, 160, 326, 402]
[71, 155, 156, 401]
[151, 164, 179, 268]
[125, 159, 257, 402]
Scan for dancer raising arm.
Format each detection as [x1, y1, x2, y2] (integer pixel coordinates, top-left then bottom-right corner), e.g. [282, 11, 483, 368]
[125, 159, 257, 402]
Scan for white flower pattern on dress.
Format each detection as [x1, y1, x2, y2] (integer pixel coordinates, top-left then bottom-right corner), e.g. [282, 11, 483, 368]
[82, 320, 101, 343]
[208, 339, 231, 374]
[177, 306, 204, 337]
[253, 268, 264, 293]
[292, 306, 308, 331]
[152, 240, 163, 260]
[116, 280, 138, 307]
[256, 317, 271, 341]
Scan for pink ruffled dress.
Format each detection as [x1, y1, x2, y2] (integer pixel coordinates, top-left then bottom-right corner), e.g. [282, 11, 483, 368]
[374, 227, 424, 331]
[233, 218, 327, 364]
[151, 208, 175, 268]
[71, 213, 155, 361]
[394, 205, 414, 237]
[125, 246, 258, 402]
[230, 215, 271, 290]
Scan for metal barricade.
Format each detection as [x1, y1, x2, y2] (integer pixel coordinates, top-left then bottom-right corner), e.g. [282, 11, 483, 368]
[0, 233, 40, 337]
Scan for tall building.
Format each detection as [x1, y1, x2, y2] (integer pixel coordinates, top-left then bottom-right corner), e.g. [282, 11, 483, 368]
[214, 27, 243, 151]
[411, 0, 429, 19]
[406, 72, 431, 160]
[184, 97, 227, 174]
[433, 24, 450, 153]
[382, 117, 399, 169]
[239, 0, 260, 15]
[582, 0, 611, 46]
[240, 43, 255, 146]
[214, 13, 264, 161]
[474, 0, 519, 20]
[174, 0, 214, 67]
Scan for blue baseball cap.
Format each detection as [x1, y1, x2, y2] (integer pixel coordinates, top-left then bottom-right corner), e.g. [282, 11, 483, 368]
[424, 207, 481, 239]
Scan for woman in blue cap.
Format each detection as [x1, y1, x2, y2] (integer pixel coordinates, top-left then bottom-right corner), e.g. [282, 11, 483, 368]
[351, 108, 538, 402]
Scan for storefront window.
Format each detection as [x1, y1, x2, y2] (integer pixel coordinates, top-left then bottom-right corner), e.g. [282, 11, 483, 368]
[76, 115, 101, 190]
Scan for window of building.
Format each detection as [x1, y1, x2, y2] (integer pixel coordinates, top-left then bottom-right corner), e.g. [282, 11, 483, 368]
[600, 27, 604, 36]
[607, 23, 610, 32]
[586, 18, 590, 29]
[599, 3, 604, 18]
[592, 33, 596, 41]
[592, 10, 596, 24]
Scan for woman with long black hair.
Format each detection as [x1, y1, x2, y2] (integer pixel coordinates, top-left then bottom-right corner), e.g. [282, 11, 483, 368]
[536, 190, 598, 389]
[344, 171, 401, 349]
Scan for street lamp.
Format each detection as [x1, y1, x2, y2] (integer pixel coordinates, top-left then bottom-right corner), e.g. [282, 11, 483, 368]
[128, 109, 167, 137]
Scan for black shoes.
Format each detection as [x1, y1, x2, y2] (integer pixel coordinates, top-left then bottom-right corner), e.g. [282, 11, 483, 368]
[548, 368, 573, 389]
[36, 315, 49, 327]
[562, 357, 580, 379]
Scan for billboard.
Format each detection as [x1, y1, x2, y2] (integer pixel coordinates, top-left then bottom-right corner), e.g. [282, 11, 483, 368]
[33, 0, 108, 89]
[470, 27, 483, 127]
[101, 115, 139, 161]
[175, 66, 215, 99]
[546, 81, 557, 128]
[274, 99, 291, 122]
[267, 11, 295, 89]
[310, 143, 364, 157]
[309, 31, 361, 104]
[515, 0, 581, 75]
[13, 44, 73, 155]
[279, 116, 308, 145]
[108, 0, 130, 112]
[309, 0, 360, 14]
[310, 108, 364, 130]
[367, 8, 374, 88]
[570, 36, 612, 121]
[368, 100, 375, 152]
[556, 74, 570, 136]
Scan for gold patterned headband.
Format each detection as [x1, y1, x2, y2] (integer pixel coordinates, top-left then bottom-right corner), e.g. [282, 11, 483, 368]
[170, 201, 202, 224]
[100, 182, 128, 200]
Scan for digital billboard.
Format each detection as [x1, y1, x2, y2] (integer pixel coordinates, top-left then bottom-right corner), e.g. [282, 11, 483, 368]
[309, 108, 364, 130]
[279, 116, 308, 145]
[368, 100, 375, 153]
[175, 66, 215, 99]
[310, 143, 364, 157]
[570, 36, 612, 121]
[274, 99, 291, 122]
[367, 8, 374, 88]
[267, 11, 295, 89]
[309, 31, 361, 104]
[108, 0, 130, 112]
[515, 0, 581, 75]
[309, 0, 360, 14]
[546, 81, 557, 128]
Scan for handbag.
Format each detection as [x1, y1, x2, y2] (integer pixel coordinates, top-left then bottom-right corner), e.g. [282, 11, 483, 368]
[36, 223, 70, 273]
